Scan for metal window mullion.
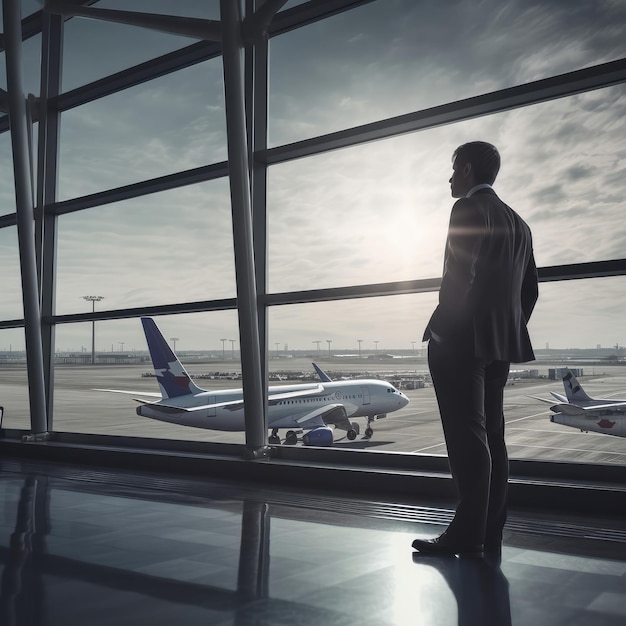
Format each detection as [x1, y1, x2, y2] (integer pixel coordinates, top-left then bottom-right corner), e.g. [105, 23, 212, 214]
[3, 0, 47, 435]
[246, 0, 270, 446]
[37, 12, 64, 432]
[220, 0, 267, 456]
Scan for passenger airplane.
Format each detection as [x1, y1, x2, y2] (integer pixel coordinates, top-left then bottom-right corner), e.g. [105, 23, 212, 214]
[534, 368, 626, 437]
[97, 317, 409, 446]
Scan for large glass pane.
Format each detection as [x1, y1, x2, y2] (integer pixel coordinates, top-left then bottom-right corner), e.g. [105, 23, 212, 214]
[55, 179, 235, 314]
[0, 328, 29, 430]
[0, 226, 23, 320]
[266, 284, 626, 464]
[53, 312, 243, 441]
[268, 84, 626, 291]
[0, 34, 41, 95]
[58, 58, 226, 200]
[269, 0, 626, 145]
[62, 0, 221, 91]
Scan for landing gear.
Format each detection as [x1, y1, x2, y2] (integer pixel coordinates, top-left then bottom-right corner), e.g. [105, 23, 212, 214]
[268, 428, 280, 445]
[364, 416, 376, 439]
[346, 421, 360, 441]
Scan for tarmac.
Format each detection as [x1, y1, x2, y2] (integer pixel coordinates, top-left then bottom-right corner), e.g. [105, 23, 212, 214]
[1, 358, 625, 465]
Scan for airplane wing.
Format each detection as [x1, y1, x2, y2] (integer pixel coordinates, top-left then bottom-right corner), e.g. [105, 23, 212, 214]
[528, 395, 555, 404]
[550, 401, 626, 416]
[133, 384, 327, 414]
[94, 388, 162, 398]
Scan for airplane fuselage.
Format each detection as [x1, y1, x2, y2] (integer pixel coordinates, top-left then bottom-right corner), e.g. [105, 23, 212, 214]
[137, 379, 408, 431]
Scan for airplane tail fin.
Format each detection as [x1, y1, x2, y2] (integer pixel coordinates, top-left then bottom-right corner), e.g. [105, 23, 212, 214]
[141, 317, 205, 399]
[562, 369, 592, 402]
[312, 363, 333, 382]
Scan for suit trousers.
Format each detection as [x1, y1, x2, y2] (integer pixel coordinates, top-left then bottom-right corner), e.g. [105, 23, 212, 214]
[428, 338, 510, 545]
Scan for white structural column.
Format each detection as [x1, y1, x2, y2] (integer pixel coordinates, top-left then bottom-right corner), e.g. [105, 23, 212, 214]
[220, 0, 268, 456]
[3, 0, 48, 435]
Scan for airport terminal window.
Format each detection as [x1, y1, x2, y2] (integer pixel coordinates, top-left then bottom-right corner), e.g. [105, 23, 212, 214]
[269, 82, 625, 292]
[2, 0, 625, 470]
[55, 179, 236, 315]
[61, 0, 221, 92]
[57, 57, 226, 200]
[0, 227, 24, 321]
[52, 313, 243, 441]
[268, 0, 626, 146]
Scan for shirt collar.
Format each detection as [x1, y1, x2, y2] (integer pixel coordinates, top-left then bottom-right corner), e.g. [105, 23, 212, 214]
[466, 183, 493, 198]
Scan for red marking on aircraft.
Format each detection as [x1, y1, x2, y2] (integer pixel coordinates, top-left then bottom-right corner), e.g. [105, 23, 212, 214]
[597, 419, 616, 429]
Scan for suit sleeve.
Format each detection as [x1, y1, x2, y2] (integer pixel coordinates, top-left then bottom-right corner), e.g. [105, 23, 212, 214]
[439, 199, 486, 311]
[521, 250, 538, 322]
[429, 199, 486, 339]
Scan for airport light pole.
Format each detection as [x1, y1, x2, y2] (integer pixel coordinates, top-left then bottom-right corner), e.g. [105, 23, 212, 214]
[82, 296, 104, 365]
[170, 337, 179, 352]
[326, 339, 332, 358]
[357, 339, 363, 359]
[374, 340, 379, 353]
[411, 341, 416, 355]
[313, 340, 321, 358]
[230, 339, 236, 359]
[220, 338, 227, 360]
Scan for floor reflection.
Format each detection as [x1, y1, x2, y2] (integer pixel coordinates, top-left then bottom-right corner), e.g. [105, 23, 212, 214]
[413, 554, 511, 626]
[0, 462, 624, 626]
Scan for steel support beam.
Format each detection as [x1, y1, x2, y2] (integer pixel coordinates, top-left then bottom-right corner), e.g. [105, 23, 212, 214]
[37, 11, 64, 429]
[43, 1, 221, 41]
[2, 0, 48, 436]
[245, 0, 271, 434]
[220, 0, 267, 457]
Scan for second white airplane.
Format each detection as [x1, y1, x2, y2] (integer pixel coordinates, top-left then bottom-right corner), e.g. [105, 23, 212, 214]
[534, 368, 626, 437]
[98, 318, 410, 446]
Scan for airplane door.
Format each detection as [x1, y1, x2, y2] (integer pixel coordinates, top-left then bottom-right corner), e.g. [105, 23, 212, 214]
[208, 396, 216, 417]
[361, 386, 371, 406]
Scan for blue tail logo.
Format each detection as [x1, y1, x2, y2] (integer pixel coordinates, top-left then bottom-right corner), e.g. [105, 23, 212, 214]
[141, 318, 204, 399]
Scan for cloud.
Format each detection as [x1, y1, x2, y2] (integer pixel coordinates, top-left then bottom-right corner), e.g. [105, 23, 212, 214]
[2, 0, 626, 352]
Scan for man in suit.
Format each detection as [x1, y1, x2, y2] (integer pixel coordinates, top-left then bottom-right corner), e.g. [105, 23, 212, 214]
[412, 141, 538, 557]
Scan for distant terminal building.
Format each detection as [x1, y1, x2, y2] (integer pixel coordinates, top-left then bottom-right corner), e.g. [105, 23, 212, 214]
[548, 367, 583, 380]
[509, 369, 539, 380]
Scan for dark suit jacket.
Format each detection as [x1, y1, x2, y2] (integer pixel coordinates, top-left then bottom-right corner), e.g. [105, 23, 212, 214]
[423, 188, 538, 363]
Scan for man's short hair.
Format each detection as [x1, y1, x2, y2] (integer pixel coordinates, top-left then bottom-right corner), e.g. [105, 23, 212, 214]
[453, 141, 501, 185]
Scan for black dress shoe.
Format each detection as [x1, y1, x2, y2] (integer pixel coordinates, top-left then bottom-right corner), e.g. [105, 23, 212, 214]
[412, 535, 484, 557]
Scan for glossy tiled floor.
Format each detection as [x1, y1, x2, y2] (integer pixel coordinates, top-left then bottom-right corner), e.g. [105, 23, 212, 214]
[0, 458, 625, 626]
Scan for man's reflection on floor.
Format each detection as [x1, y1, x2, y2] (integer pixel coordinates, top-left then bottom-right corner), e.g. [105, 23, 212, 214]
[413, 554, 512, 626]
[0, 475, 50, 626]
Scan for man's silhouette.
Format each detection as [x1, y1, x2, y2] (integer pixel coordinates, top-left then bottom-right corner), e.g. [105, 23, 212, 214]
[413, 141, 538, 557]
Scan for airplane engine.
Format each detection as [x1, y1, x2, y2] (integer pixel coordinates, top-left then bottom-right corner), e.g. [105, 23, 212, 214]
[302, 426, 334, 447]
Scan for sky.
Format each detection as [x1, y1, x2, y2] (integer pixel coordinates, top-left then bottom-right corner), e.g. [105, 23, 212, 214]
[1, 0, 626, 354]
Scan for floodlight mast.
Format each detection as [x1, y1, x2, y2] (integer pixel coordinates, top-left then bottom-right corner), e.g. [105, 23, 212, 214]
[82, 296, 104, 365]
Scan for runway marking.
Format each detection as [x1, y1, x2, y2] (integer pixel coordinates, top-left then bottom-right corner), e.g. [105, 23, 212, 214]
[505, 411, 551, 423]
[506, 442, 626, 456]
[411, 442, 447, 453]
